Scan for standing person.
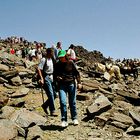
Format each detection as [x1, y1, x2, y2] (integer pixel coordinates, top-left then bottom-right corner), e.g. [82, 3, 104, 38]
[51, 41, 62, 61]
[67, 44, 77, 62]
[54, 50, 82, 127]
[10, 46, 15, 55]
[56, 41, 62, 51]
[37, 48, 57, 117]
[56, 41, 62, 55]
[28, 46, 37, 61]
[51, 44, 58, 60]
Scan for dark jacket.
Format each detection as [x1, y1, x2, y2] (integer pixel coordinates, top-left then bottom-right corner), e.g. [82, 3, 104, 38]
[54, 60, 81, 84]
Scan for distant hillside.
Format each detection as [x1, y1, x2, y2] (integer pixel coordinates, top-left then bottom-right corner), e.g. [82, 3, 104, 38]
[74, 45, 111, 65]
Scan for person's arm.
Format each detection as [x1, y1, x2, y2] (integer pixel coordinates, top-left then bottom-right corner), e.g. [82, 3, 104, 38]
[71, 61, 82, 90]
[37, 58, 46, 85]
[76, 73, 82, 90]
[37, 68, 44, 85]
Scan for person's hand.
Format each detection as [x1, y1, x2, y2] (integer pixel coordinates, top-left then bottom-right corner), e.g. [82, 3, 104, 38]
[57, 76, 63, 81]
[39, 78, 44, 85]
[77, 83, 82, 90]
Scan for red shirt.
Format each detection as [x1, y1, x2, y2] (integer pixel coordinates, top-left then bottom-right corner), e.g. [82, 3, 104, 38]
[10, 48, 15, 54]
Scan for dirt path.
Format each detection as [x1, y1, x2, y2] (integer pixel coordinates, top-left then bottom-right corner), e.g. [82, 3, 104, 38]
[23, 89, 138, 140]
[24, 90, 96, 140]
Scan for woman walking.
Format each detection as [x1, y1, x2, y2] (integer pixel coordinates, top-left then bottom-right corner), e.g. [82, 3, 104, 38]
[54, 50, 82, 127]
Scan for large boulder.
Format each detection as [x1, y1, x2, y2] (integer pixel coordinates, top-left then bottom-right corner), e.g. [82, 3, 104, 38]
[0, 119, 18, 140]
[10, 108, 47, 128]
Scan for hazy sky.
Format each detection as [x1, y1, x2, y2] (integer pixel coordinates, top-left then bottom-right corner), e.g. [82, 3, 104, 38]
[0, 0, 140, 59]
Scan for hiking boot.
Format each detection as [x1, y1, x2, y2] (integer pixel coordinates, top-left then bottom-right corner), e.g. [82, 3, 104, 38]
[73, 119, 79, 125]
[41, 104, 48, 115]
[50, 112, 58, 117]
[61, 121, 68, 128]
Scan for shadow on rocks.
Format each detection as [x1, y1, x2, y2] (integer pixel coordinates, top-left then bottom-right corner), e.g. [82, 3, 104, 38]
[81, 112, 96, 122]
[40, 124, 67, 131]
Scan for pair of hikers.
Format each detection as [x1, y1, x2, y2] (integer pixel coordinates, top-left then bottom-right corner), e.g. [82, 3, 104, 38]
[37, 47, 82, 127]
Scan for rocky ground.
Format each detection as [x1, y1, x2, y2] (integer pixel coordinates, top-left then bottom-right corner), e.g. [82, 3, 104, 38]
[0, 40, 140, 140]
[4, 79, 140, 140]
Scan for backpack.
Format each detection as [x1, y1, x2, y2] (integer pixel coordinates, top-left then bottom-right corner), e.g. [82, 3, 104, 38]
[32, 56, 56, 87]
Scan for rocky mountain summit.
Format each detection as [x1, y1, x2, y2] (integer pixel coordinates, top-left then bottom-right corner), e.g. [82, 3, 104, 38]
[0, 38, 140, 140]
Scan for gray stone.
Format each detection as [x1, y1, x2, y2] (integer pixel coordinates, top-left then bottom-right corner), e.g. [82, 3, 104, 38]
[8, 98, 25, 107]
[0, 119, 18, 140]
[10, 108, 47, 128]
[111, 121, 129, 129]
[22, 78, 32, 84]
[0, 63, 9, 71]
[0, 106, 15, 119]
[98, 87, 113, 95]
[87, 95, 112, 117]
[0, 77, 8, 83]
[116, 90, 140, 105]
[113, 100, 133, 111]
[129, 110, 140, 125]
[0, 92, 9, 108]
[4, 83, 18, 89]
[94, 115, 108, 128]
[111, 112, 134, 125]
[2, 70, 18, 78]
[11, 75, 22, 86]
[10, 87, 29, 98]
[26, 125, 44, 140]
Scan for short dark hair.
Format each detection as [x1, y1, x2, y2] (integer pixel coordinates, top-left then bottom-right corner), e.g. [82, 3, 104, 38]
[69, 44, 74, 49]
[46, 48, 53, 54]
[57, 42, 61, 46]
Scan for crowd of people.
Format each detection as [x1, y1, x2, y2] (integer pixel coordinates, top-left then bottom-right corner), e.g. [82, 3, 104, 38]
[0, 36, 46, 62]
[0, 37, 79, 64]
[0, 36, 81, 128]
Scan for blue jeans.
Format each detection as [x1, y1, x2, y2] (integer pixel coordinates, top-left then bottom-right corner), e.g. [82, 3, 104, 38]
[59, 82, 77, 121]
[43, 75, 56, 113]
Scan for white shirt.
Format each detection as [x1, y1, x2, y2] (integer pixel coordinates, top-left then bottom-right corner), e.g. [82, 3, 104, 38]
[67, 48, 76, 60]
[38, 57, 54, 80]
[29, 49, 36, 57]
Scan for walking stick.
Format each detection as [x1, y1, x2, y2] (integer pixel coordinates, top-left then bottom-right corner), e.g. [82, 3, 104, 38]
[40, 85, 45, 104]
